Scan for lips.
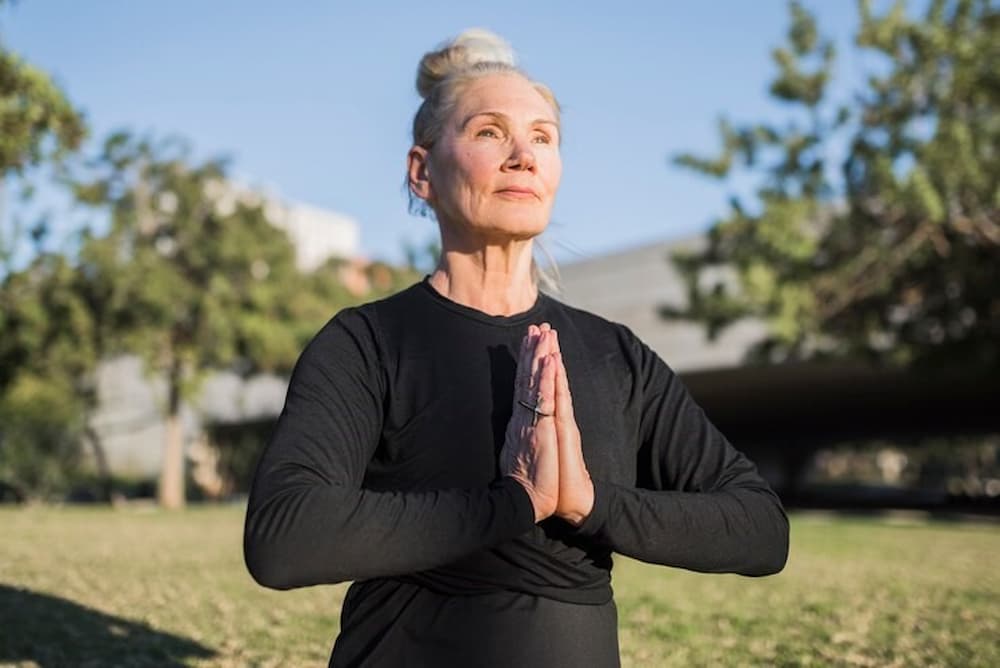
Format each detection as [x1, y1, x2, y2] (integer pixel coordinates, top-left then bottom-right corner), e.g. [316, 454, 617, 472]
[495, 187, 538, 199]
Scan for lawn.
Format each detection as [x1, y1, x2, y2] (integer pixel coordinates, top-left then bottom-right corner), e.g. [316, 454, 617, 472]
[1, 506, 997, 667]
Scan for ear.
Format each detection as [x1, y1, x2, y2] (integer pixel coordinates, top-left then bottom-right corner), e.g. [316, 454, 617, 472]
[407, 145, 433, 203]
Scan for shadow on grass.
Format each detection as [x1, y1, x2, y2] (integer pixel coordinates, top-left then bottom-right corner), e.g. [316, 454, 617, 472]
[0, 584, 215, 667]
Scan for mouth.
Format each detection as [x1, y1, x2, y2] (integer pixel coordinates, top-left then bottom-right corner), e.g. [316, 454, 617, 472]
[495, 188, 539, 200]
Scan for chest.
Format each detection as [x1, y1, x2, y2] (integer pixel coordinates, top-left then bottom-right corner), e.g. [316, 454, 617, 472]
[363, 328, 637, 491]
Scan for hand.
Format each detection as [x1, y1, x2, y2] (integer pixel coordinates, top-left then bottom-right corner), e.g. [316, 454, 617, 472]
[499, 324, 560, 522]
[550, 331, 594, 527]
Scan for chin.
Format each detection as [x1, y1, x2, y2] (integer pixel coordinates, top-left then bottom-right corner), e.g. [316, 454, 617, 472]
[442, 207, 551, 245]
[484, 206, 551, 238]
[485, 217, 549, 241]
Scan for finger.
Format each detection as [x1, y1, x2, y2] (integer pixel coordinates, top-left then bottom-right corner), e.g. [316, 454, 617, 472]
[514, 327, 541, 431]
[516, 325, 539, 392]
[536, 353, 557, 418]
[531, 329, 554, 394]
[530, 328, 555, 386]
[554, 352, 575, 421]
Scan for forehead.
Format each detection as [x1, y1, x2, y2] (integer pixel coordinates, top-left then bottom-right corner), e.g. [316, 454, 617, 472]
[453, 73, 558, 123]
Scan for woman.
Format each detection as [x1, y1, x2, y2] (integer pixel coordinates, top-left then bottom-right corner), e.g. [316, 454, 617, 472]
[244, 30, 788, 667]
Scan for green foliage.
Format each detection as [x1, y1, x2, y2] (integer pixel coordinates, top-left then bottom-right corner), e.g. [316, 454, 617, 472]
[670, 0, 1000, 369]
[0, 5, 87, 276]
[72, 132, 306, 393]
[0, 38, 85, 177]
[202, 259, 420, 497]
[0, 252, 99, 389]
[0, 18, 418, 501]
[0, 372, 86, 500]
[68, 131, 425, 504]
[0, 13, 93, 499]
[69, 132, 314, 506]
[0, 2, 87, 276]
[0, 251, 99, 499]
[1, 123, 420, 502]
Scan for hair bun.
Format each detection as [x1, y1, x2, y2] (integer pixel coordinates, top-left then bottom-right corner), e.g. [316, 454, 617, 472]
[416, 28, 516, 99]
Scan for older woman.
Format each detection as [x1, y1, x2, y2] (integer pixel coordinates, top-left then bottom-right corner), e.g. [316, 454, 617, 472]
[244, 30, 788, 667]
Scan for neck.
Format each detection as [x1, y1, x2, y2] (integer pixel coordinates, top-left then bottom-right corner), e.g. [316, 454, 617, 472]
[429, 230, 538, 316]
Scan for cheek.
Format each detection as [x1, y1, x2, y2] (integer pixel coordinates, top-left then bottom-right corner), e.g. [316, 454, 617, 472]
[465, 150, 503, 189]
[541, 153, 563, 195]
[449, 151, 496, 198]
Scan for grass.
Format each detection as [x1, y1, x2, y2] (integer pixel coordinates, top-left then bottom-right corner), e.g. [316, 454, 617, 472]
[1, 506, 997, 667]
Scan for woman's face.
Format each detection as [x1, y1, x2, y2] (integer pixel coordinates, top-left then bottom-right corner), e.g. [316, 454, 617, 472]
[412, 73, 562, 243]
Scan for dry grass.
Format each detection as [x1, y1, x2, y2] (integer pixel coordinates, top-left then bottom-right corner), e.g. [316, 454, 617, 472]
[613, 513, 999, 667]
[1, 506, 997, 667]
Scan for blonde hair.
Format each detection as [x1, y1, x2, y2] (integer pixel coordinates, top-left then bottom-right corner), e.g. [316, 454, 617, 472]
[408, 29, 562, 292]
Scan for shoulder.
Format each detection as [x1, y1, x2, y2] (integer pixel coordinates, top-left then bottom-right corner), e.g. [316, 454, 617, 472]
[542, 292, 680, 393]
[542, 292, 649, 357]
[296, 281, 435, 390]
[309, 281, 425, 352]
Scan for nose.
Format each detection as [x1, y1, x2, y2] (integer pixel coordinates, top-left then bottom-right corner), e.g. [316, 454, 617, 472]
[503, 138, 536, 172]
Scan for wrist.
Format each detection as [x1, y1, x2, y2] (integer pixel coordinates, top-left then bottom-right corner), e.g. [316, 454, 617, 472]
[505, 475, 555, 522]
[558, 480, 595, 527]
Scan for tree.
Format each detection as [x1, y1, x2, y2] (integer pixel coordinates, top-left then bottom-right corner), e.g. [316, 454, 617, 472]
[0, 3, 86, 272]
[668, 0, 999, 370]
[200, 256, 421, 498]
[0, 33, 83, 176]
[0, 3, 91, 500]
[72, 132, 307, 508]
[0, 252, 94, 500]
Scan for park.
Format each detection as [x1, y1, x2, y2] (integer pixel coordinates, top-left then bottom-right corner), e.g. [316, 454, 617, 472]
[2, 1, 998, 665]
[3, 506, 998, 665]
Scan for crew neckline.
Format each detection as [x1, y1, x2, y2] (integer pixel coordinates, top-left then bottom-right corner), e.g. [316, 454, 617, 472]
[418, 275, 547, 327]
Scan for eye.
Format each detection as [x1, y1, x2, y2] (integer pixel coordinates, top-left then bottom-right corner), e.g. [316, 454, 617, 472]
[532, 132, 552, 145]
[475, 126, 502, 139]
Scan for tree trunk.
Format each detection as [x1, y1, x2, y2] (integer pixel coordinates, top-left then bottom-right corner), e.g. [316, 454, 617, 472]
[83, 423, 115, 504]
[157, 361, 185, 509]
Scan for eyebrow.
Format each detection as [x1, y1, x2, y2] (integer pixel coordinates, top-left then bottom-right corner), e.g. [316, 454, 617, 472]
[460, 111, 560, 130]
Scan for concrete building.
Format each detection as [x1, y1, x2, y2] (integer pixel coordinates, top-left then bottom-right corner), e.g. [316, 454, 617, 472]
[554, 236, 768, 372]
[264, 198, 360, 272]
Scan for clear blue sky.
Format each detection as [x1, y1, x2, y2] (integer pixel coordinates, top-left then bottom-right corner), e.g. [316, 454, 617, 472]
[2, 1, 874, 266]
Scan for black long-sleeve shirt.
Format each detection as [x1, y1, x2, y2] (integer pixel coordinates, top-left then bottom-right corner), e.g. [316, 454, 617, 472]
[244, 278, 788, 665]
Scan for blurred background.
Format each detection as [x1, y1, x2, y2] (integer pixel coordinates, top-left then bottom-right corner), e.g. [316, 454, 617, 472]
[1, 0, 998, 665]
[2, 0, 996, 513]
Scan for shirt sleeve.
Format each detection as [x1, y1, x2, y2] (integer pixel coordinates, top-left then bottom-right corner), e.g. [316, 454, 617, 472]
[243, 307, 536, 590]
[571, 329, 789, 576]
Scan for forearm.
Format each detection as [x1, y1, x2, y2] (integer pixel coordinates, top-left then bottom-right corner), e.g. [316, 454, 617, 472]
[574, 479, 789, 576]
[244, 472, 535, 590]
